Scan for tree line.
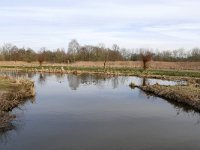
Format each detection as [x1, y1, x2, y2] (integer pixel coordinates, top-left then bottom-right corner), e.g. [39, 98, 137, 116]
[0, 40, 200, 63]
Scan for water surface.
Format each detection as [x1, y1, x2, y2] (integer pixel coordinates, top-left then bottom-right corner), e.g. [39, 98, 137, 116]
[0, 73, 200, 150]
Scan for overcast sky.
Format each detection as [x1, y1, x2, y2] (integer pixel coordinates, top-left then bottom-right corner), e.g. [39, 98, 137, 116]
[0, 0, 200, 50]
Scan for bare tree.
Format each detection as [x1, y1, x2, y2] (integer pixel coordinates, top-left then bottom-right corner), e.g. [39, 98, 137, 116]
[68, 39, 80, 62]
[112, 44, 120, 51]
[98, 43, 105, 49]
[2, 43, 14, 61]
[140, 50, 153, 70]
[11, 46, 18, 62]
[103, 50, 108, 70]
[97, 43, 108, 70]
[38, 49, 45, 66]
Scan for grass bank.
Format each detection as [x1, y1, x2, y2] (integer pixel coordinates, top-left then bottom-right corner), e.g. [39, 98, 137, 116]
[0, 76, 35, 131]
[130, 82, 200, 111]
[0, 65, 200, 81]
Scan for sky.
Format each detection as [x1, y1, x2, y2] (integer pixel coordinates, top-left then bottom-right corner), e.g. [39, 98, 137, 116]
[0, 0, 200, 51]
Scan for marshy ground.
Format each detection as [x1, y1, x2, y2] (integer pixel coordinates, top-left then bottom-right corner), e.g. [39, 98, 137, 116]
[130, 81, 200, 111]
[0, 62, 200, 80]
[0, 76, 35, 131]
[1, 72, 200, 149]
[1, 61, 200, 130]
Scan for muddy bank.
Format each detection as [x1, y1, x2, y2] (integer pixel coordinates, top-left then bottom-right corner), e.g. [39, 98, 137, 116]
[0, 76, 35, 131]
[130, 83, 200, 110]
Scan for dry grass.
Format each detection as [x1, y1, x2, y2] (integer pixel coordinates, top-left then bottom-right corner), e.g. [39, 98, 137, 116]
[132, 83, 200, 110]
[0, 61, 200, 70]
[0, 76, 35, 131]
[0, 76, 35, 111]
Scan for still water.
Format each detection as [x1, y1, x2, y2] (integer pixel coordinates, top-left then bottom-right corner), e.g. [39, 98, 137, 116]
[0, 72, 200, 150]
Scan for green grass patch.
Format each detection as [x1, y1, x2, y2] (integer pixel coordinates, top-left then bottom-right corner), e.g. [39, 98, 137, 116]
[0, 65, 200, 78]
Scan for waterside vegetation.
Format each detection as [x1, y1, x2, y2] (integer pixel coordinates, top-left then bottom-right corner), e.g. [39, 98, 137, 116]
[130, 80, 200, 111]
[0, 76, 35, 131]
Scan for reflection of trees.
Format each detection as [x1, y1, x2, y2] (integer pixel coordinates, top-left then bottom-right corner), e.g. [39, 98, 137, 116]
[141, 78, 150, 86]
[55, 74, 65, 80]
[0, 97, 34, 144]
[0, 71, 36, 80]
[27, 72, 35, 78]
[38, 73, 47, 85]
[112, 76, 119, 89]
[55, 74, 65, 83]
[119, 76, 128, 85]
[67, 74, 127, 90]
[142, 78, 147, 86]
[67, 74, 81, 90]
[1, 72, 26, 78]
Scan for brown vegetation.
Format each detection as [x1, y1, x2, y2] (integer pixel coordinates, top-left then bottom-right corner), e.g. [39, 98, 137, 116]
[0, 42, 200, 63]
[140, 50, 153, 70]
[37, 52, 45, 66]
[0, 76, 35, 131]
[131, 82, 200, 110]
[0, 61, 200, 70]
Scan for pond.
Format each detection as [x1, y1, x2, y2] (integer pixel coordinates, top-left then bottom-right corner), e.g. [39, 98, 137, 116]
[0, 72, 200, 150]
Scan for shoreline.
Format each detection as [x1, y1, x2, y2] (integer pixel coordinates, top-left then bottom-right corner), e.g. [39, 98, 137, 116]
[130, 83, 200, 111]
[0, 76, 35, 131]
[0, 66, 200, 82]
[0, 66, 200, 128]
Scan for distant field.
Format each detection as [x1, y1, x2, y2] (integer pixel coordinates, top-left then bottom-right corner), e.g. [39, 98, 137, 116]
[0, 61, 199, 71]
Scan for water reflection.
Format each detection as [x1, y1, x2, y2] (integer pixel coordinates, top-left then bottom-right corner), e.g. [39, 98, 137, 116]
[38, 73, 47, 85]
[40, 73, 200, 119]
[0, 72, 200, 150]
[0, 123, 16, 144]
[0, 115, 24, 145]
[142, 78, 147, 86]
[112, 76, 119, 89]
[67, 74, 81, 90]
[66, 74, 128, 90]
[1, 71, 184, 88]
[0, 112, 16, 133]
[0, 98, 35, 143]
[141, 89, 200, 115]
[135, 77, 200, 118]
[0, 71, 36, 79]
